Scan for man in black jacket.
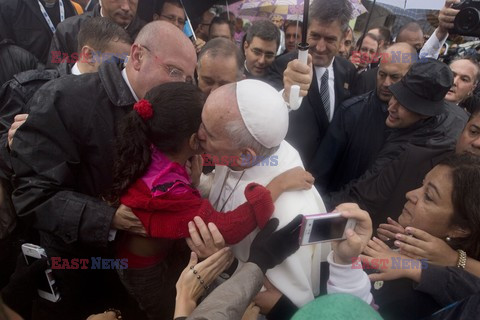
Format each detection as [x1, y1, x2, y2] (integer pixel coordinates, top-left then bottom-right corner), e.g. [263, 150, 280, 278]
[311, 42, 416, 194]
[48, 0, 144, 68]
[9, 21, 197, 319]
[266, 0, 357, 169]
[325, 59, 468, 229]
[0, 0, 78, 64]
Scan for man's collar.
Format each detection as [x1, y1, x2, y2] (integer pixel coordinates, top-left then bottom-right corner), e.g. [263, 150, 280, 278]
[71, 62, 82, 75]
[121, 68, 139, 102]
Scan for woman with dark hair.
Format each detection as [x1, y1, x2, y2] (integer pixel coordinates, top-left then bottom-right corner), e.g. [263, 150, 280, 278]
[362, 153, 480, 319]
[108, 82, 314, 320]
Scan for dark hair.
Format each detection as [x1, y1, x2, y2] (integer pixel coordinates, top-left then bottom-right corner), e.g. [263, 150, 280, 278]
[439, 153, 480, 259]
[375, 26, 392, 45]
[209, 17, 234, 38]
[77, 17, 132, 52]
[309, 0, 353, 33]
[156, 0, 183, 13]
[108, 82, 205, 203]
[198, 38, 244, 77]
[245, 20, 280, 49]
[396, 22, 423, 41]
[284, 20, 303, 33]
[356, 33, 379, 50]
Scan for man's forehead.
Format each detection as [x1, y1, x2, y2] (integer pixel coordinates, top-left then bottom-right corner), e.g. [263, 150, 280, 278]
[200, 54, 238, 72]
[250, 37, 277, 51]
[309, 19, 342, 35]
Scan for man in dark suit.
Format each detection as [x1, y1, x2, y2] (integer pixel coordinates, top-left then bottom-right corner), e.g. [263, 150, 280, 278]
[0, 0, 78, 64]
[267, 0, 357, 169]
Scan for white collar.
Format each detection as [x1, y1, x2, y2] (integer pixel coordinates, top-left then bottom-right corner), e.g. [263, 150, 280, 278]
[71, 62, 82, 75]
[315, 57, 335, 73]
[121, 68, 139, 102]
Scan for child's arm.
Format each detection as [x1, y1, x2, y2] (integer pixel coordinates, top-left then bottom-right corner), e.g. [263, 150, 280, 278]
[266, 167, 314, 201]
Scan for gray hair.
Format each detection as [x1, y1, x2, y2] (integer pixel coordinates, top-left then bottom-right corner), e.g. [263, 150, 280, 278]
[245, 20, 280, 50]
[309, 0, 353, 33]
[197, 38, 244, 79]
[225, 118, 279, 160]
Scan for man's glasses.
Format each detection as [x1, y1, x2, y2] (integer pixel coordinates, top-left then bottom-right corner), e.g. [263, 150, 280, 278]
[250, 47, 275, 60]
[141, 45, 192, 83]
[160, 14, 186, 26]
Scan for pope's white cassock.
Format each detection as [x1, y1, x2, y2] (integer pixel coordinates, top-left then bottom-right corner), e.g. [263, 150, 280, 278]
[207, 80, 326, 307]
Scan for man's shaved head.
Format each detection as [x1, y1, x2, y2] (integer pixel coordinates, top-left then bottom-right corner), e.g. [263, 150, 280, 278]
[126, 21, 197, 99]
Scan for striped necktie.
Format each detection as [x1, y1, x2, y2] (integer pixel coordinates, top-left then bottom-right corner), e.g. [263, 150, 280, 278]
[320, 69, 331, 121]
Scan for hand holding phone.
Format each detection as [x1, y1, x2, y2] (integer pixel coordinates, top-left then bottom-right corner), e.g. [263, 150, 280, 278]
[299, 212, 356, 245]
[21, 243, 60, 302]
[330, 204, 373, 265]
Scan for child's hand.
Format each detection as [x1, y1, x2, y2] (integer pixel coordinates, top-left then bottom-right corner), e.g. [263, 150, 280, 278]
[271, 167, 314, 192]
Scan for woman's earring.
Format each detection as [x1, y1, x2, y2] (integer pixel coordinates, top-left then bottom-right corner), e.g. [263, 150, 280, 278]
[446, 236, 452, 242]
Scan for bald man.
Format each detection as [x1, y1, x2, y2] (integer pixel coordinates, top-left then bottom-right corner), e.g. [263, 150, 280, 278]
[196, 38, 245, 96]
[396, 22, 425, 52]
[311, 43, 417, 194]
[10, 21, 196, 320]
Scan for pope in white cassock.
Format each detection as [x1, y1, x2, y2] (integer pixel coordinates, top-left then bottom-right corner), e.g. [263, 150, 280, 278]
[197, 79, 326, 307]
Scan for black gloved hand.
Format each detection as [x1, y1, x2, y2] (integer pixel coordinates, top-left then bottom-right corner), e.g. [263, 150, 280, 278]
[1, 253, 49, 319]
[248, 215, 303, 273]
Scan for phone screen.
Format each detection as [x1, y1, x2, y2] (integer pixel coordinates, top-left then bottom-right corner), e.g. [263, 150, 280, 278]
[309, 216, 348, 242]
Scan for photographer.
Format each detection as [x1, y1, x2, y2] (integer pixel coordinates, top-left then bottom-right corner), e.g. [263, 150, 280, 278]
[420, 0, 461, 59]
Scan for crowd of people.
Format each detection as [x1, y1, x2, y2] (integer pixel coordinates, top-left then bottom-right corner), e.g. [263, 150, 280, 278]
[1, 0, 480, 319]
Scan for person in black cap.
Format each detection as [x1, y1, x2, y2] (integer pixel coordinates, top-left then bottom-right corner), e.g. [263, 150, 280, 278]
[323, 58, 469, 230]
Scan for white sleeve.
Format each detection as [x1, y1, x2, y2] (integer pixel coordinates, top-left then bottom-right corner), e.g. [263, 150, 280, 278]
[279, 88, 304, 112]
[326, 251, 373, 304]
[419, 28, 448, 60]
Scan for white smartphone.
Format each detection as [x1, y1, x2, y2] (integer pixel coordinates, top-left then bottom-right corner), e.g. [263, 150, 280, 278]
[299, 213, 357, 245]
[21, 243, 61, 303]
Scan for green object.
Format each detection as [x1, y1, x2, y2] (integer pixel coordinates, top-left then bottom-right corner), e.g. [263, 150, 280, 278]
[291, 293, 383, 320]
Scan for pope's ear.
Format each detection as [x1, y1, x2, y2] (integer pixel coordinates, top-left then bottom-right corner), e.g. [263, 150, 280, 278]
[235, 148, 256, 167]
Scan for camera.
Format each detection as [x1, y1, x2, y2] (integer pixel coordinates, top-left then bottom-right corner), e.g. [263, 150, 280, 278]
[451, 0, 480, 37]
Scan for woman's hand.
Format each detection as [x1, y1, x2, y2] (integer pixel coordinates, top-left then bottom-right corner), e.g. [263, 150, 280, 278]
[331, 203, 373, 265]
[253, 278, 283, 315]
[174, 248, 234, 318]
[377, 217, 405, 241]
[394, 227, 458, 267]
[362, 237, 422, 282]
[241, 302, 261, 320]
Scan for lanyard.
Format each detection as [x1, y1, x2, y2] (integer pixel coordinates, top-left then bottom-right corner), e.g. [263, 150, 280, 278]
[37, 0, 65, 33]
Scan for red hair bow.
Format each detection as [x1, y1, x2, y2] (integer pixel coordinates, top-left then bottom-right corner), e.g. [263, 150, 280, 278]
[134, 99, 153, 120]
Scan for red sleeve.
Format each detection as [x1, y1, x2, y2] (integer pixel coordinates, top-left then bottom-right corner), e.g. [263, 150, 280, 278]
[121, 180, 275, 244]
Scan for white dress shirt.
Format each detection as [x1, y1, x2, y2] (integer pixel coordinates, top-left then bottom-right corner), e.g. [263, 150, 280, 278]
[314, 58, 335, 122]
[121, 68, 139, 102]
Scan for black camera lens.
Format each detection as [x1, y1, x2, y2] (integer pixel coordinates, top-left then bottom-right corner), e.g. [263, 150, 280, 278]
[455, 7, 480, 32]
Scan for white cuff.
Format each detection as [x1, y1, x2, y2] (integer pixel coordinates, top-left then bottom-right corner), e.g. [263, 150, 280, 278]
[327, 251, 373, 304]
[108, 229, 117, 241]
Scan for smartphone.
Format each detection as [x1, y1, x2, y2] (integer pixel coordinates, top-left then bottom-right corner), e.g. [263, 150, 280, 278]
[21, 243, 60, 302]
[299, 213, 357, 245]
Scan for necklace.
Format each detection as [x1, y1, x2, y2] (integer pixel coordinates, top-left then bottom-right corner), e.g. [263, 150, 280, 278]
[213, 170, 246, 212]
